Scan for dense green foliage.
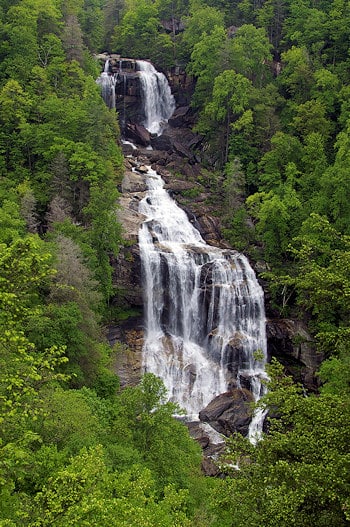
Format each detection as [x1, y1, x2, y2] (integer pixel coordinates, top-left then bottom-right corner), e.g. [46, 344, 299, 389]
[1, 0, 350, 525]
[209, 360, 350, 526]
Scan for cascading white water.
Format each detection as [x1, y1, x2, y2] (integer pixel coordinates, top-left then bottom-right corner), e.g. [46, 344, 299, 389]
[96, 59, 117, 109]
[137, 60, 175, 135]
[139, 168, 267, 438]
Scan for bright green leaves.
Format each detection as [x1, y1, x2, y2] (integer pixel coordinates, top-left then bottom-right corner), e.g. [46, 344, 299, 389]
[210, 360, 350, 527]
[263, 213, 350, 364]
[211, 70, 252, 122]
[226, 24, 273, 87]
[182, 4, 225, 55]
[0, 80, 31, 131]
[287, 214, 350, 330]
[29, 446, 192, 527]
[319, 125, 350, 234]
[37, 388, 104, 452]
[0, 374, 202, 526]
[188, 23, 272, 168]
[49, 139, 106, 184]
[0, 0, 61, 82]
[111, 0, 174, 69]
[187, 25, 226, 109]
[196, 69, 253, 165]
[258, 131, 303, 191]
[0, 236, 68, 442]
[0, 79, 33, 177]
[0, 199, 26, 244]
[278, 46, 313, 103]
[247, 184, 302, 264]
[0, 237, 54, 324]
[117, 374, 202, 492]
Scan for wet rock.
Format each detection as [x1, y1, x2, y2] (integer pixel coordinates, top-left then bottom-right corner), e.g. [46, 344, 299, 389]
[187, 421, 210, 449]
[201, 456, 221, 477]
[111, 245, 143, 307]
[125, 123, 151, 146]
[122, 142, 137, 156]
[117, 195, 146, 241]
[135, 164, 149, 174]
[172, 139, 193, 158]
[199, 389, 253, 437]
[150, 128, 201, 162]
[195, 213, 222, 245]
[150, 133, 173, 152]
[187, 421, 226, 476]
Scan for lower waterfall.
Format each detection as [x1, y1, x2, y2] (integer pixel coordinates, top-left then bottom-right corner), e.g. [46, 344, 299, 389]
[139, 167, 267, 438]
[137, 60, 175, 135]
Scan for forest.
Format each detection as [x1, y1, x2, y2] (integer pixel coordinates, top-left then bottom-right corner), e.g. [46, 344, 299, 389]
[0, 0, 349, 525]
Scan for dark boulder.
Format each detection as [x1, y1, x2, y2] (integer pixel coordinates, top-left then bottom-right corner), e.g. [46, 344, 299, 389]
[150, 133, 173, 152]
[199, 388, 253, 437]
[125, 123, 151, 146]
[168, 106, 191, 127]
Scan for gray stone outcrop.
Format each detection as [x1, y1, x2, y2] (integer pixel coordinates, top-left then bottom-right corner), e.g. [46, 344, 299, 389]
[267, 318, 323, 391]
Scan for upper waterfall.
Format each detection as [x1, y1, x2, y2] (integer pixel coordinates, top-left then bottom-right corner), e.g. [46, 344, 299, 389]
[139, 168, 267, 436]
[136, 60, 175, 135]
[96, 59, 117, 109]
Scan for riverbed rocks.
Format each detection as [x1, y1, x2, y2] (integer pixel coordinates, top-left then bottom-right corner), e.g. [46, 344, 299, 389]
[187, 421, 225, 476]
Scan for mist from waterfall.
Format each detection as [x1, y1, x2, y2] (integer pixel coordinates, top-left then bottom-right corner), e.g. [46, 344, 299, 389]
[137, 60, 175, 135]
[139, 168, 267, 438]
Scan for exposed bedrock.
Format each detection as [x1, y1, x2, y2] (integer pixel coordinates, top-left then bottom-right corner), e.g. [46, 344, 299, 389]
[266, 318, 323, 391]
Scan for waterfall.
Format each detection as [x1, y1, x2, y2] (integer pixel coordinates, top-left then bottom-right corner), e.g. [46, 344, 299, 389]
[96, 59, 117, 109]
[139, 168, 267, 437]
[137, 60, 175, 135]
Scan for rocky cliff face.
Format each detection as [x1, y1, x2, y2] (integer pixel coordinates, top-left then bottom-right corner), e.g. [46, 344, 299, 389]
[96, 54, 195, 137]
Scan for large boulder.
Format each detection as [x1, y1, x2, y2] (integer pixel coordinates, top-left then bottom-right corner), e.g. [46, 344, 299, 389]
[125, 123, 151, 146]
[120, 170, 147, 193]
[150, 127, 201, 162]
[187, 421, 225, 476]
[199, 388, 254, 437]
[150, 133, 173, 152]
[168, 106, 191, 127]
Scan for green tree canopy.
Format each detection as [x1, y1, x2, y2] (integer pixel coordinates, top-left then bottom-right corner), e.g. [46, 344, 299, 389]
[210, 359, 350, 527]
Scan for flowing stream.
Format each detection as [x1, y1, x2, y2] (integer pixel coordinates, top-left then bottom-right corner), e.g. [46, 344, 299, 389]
[139, 169, 267, 437]
[137, 60, 175, 135]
